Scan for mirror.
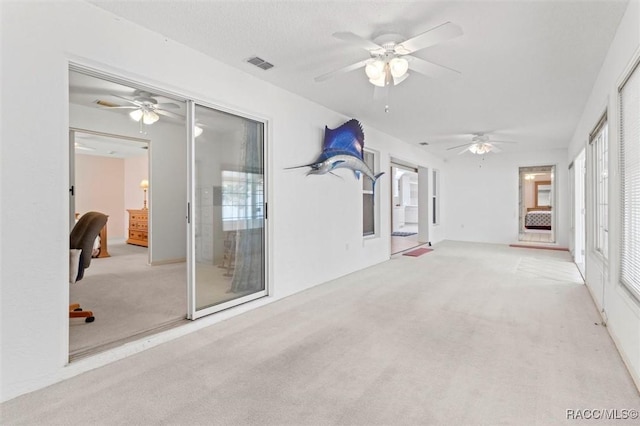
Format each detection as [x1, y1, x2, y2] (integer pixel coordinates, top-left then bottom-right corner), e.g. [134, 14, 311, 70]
[535, 181, 551, 207]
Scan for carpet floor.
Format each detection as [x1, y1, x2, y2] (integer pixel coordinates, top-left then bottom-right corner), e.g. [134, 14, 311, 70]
[70, 243, 187, 356]
[5, 241, 639, 425]
[70, 242, 244, 358]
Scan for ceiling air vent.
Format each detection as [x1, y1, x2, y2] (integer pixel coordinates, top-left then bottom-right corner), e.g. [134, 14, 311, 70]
[246, 56, 274, 70]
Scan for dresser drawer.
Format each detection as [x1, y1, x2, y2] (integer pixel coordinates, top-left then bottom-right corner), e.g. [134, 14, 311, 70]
[130, 221, 148, 231]
[130, 213, 148, 222]
[128, 230, 147, 240]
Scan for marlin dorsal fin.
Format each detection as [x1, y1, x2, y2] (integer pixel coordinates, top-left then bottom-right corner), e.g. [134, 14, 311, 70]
[322, 119, 365, 160]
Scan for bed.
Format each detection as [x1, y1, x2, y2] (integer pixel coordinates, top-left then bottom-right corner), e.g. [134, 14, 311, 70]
[525, 209, 552, 230]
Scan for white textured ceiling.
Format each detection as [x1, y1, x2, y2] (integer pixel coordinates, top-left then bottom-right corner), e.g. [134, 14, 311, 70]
[90, 0, 627, 157]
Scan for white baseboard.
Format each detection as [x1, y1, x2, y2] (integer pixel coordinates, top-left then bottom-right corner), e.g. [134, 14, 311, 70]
[151, 257, 186, 265]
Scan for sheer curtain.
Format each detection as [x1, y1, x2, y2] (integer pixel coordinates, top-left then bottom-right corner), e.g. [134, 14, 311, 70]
[231, 121, 264, 293]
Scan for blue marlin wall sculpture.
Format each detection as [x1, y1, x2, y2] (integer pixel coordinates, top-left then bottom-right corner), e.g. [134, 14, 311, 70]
[287, 119, 384, 192]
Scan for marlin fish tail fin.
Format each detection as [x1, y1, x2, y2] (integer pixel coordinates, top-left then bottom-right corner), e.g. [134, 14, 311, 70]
[372, 172, 385, 205]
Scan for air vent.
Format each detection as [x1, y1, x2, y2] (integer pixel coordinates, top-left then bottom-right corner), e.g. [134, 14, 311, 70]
[419, 142, 429, 146]
[246, 56, 274, 70]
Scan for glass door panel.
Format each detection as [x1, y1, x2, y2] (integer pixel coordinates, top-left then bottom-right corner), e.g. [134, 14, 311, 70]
[190, 104, 266, 317]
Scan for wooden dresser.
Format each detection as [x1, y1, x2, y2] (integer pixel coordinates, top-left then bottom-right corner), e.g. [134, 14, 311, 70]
[126, 209, 148, 247]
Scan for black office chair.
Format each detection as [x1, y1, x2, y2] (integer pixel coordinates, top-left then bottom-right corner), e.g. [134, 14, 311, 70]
[69, 211, 108, 323]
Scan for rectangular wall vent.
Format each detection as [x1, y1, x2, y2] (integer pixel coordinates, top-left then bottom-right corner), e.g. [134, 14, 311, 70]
[246, 56, 274, 70]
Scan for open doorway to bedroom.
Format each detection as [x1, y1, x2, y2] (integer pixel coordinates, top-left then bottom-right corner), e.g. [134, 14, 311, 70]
[69, 69, 188, 359]
[518, 165, 556, 243]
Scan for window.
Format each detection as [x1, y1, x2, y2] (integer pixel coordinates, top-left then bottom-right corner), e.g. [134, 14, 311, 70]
[432, 169, 439, 225]
[619, 59, 640, 300]
[363, 150, 376, 236]
[590, 114, 608, 259]
[221, 170, 264, 231]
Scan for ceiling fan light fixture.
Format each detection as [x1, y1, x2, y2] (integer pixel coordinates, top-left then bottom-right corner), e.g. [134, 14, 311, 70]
[369, 74, 386, 87]
[469, 143, 492, 155]
[365, 59, 385, 80]
[142, 110, 159, 125]
[389, 57, 409, 78]
[129, 108, 144, 122]
[392, 72, 409, 86]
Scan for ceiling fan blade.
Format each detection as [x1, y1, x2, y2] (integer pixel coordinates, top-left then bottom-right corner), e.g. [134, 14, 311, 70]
[156, 102, 181, 109]
[447, 143, 474, 151]
[406, 55, 461, 79]
[155, 109, 183, 120]
[100, 106, 138, 109]
[333, 32, 384, 52]
[458, 147, 471, 155]
[489, 140, 518, 144]
[489, 144, 502, 153]
[314, 59, 370, 82]
[95, 100, 119, 108]
[111, 94, 142, 106]
[397, 22, 463, 54]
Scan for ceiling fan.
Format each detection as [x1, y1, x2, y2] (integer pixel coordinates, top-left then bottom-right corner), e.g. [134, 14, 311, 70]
[314, 22, 463, 87]
[96, 91, 182, 125]
[446, 133, 518, 155]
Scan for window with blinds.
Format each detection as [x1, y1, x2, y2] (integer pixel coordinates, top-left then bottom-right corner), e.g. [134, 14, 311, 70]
[619, 59, 640, 301]
[590, 114, 608, 259]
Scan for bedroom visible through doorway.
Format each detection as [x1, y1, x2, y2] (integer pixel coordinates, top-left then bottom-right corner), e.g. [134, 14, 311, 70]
[69, 69, 188, 359]
[519, 165, 556, 243]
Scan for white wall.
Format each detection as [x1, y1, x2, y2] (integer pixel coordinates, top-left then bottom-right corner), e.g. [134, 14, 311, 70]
[567, 0, 640, 387]
[444, 149, 569, 246]
[75, 154, 126, 237]
[0, 1, 445, 401]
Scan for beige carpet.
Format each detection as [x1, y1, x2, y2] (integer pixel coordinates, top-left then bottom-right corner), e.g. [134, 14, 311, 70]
[70, 242, 257, 358]
[6, 241, 639, 425]
[70, 243, 187, 357]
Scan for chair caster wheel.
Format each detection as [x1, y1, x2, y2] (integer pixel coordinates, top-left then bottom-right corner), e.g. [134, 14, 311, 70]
[85, 316, 95, 323]
[74, 308, 83, 311]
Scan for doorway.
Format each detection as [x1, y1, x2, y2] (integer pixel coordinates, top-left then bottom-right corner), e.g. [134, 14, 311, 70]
[69, 69, 189, 358]
[69, 129, 189, 357]
[390, 162, 422, 254]
[68, 66, 269, 358]
[518, 165, 556, 243]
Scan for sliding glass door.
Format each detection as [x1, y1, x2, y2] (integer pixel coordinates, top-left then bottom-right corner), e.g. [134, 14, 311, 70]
[188, 102, 267, 319]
